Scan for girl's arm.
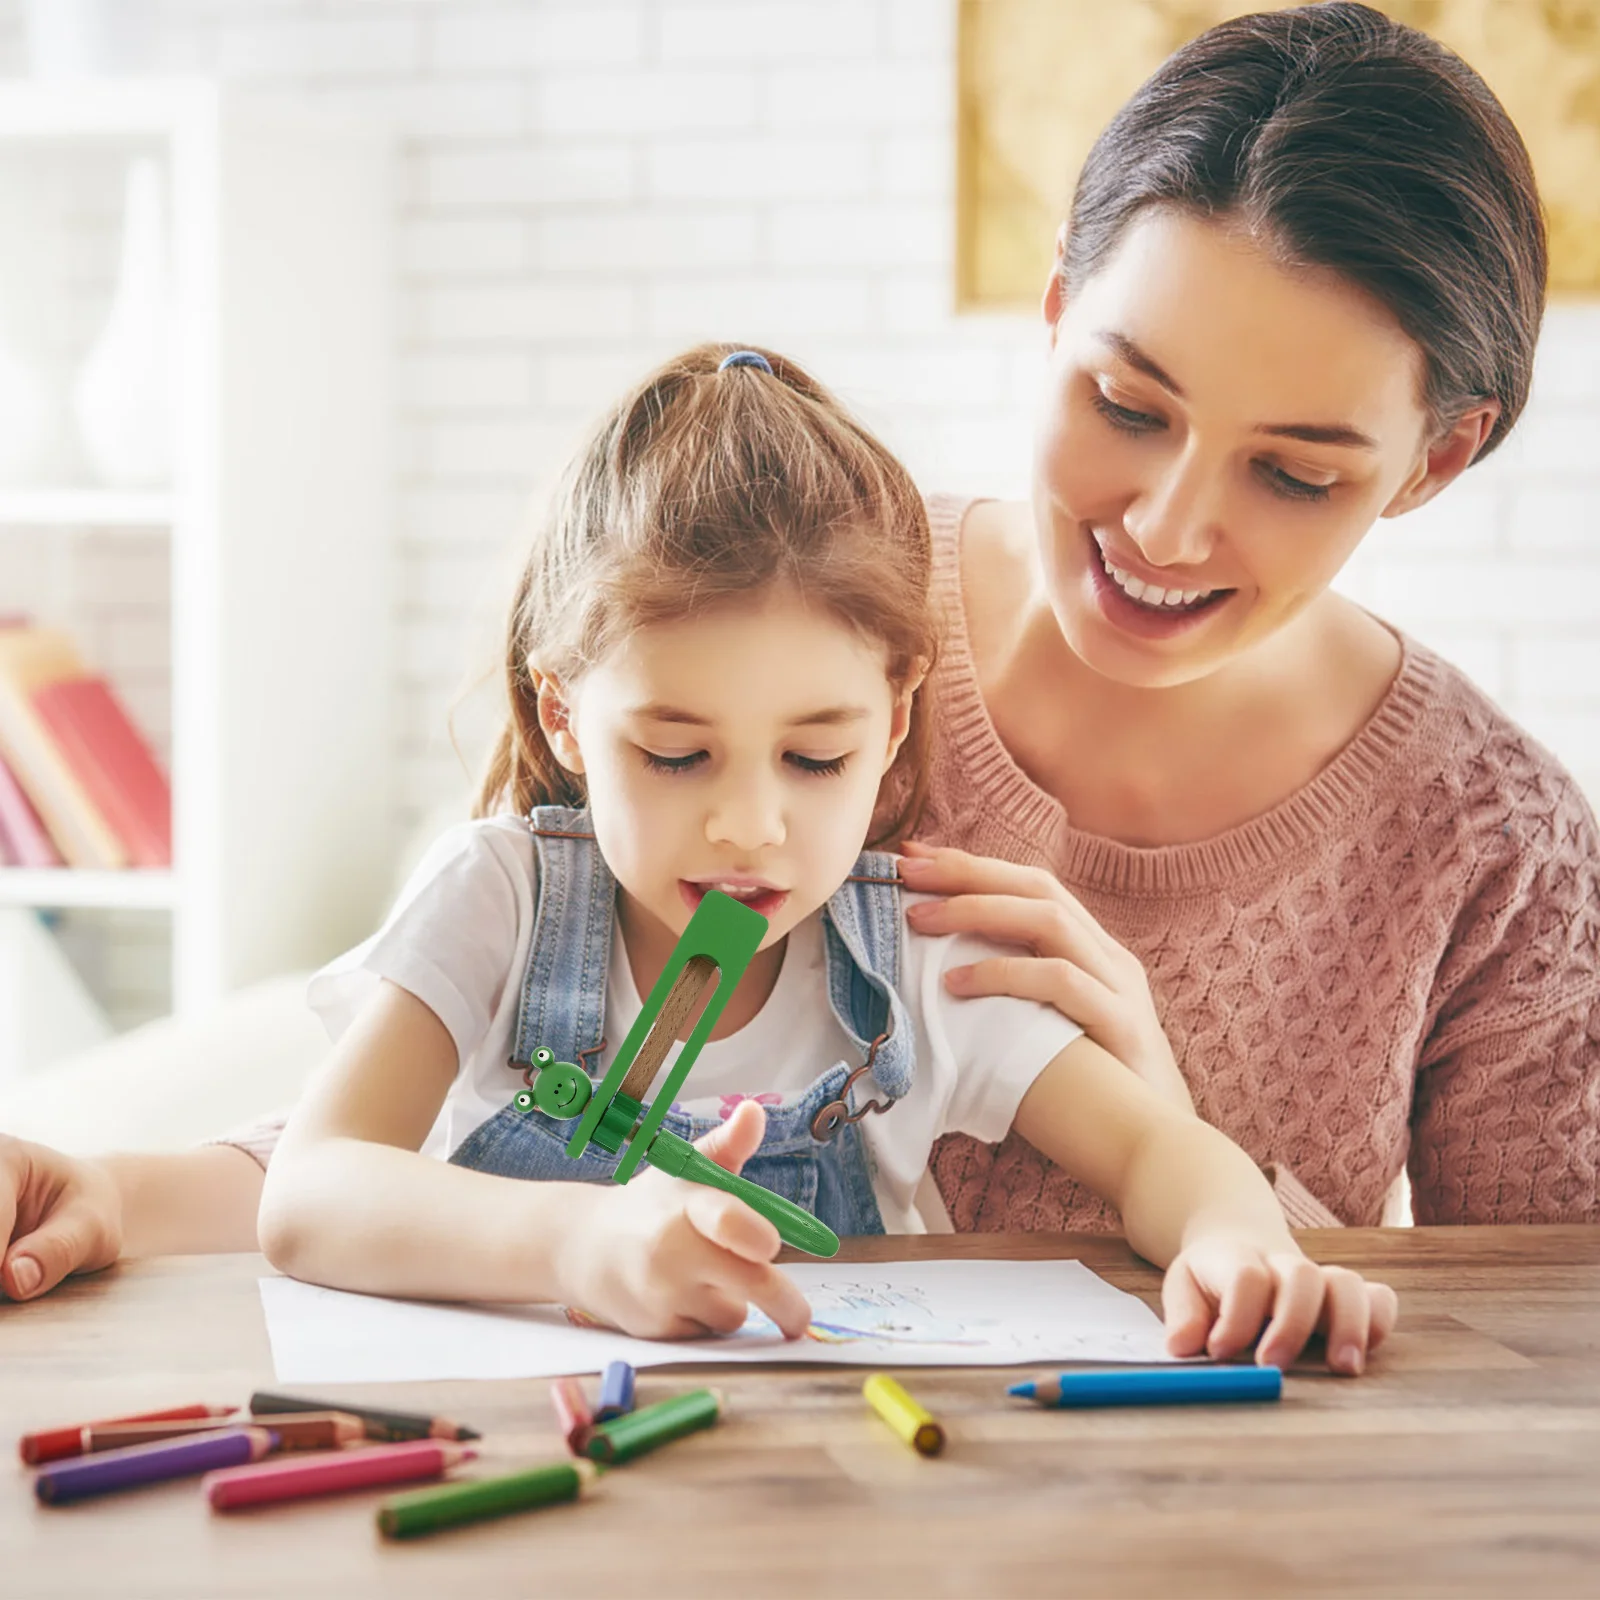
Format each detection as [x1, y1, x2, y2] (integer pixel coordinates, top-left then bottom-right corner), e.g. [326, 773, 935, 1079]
[258, 979, 811, 1337]
[1013, 1036, 1398, 1374]
[1, 1136, 265, 1301]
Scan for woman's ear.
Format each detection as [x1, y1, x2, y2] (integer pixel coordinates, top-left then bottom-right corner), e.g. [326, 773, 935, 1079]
[1042, 223, 1068, 343]
[1383, 400, 1501, 519]
[533, 670, 585, 775]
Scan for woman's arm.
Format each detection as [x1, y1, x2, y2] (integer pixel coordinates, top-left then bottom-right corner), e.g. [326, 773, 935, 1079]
[259, 979, 811, 1336]
[1013, 1036, 1396, 1373]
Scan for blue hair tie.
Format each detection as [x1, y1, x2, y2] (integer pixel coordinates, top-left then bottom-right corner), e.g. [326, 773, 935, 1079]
[718, 350, 773, 375]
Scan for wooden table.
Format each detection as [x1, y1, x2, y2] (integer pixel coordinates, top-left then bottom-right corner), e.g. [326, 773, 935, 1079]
[4, 1228, 1599, 1599]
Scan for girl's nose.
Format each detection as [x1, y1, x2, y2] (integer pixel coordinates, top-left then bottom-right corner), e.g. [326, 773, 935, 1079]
[705, 777, 786, 854]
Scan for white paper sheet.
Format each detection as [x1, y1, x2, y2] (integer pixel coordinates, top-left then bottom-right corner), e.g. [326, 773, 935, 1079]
[259, 1259, 1179, 1384]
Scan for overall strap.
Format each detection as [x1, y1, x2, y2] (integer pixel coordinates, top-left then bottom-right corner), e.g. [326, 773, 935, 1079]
[513, 805, 614, 1071]
[820, 850, 914, 1099]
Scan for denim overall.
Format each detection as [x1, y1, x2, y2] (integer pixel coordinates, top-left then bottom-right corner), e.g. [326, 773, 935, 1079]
[448, 806, 914, 1237]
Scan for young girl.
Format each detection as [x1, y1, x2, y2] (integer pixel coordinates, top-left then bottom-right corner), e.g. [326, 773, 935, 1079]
[262, 343, 1395, 1370]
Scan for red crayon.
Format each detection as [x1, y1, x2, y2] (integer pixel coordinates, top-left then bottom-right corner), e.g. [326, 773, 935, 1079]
[550, 1377, 594, 1454]
[204, 1439, 477, 1510]
[20, 1404, 238, 1466]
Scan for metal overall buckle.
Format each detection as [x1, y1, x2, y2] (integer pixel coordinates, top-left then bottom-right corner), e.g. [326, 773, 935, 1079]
[809, 1032, 894, 1142]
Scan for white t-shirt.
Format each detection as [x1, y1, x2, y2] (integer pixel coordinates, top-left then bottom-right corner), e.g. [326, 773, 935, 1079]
[308, 816, 1083, 1233]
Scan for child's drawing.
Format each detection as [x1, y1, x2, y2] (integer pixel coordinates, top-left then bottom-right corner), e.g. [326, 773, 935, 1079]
[748, 1280, 990, 1346]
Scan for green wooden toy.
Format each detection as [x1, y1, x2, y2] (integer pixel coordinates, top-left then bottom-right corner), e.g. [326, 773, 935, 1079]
[513, 889, 840, 1258]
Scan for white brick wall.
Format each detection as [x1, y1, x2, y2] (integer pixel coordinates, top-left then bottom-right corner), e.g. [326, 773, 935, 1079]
[12, 0, 1593, 832]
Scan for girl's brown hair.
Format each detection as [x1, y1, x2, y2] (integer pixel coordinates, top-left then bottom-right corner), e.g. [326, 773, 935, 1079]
[475, 342, 939, 849]
[1063, 1, 1547, 457]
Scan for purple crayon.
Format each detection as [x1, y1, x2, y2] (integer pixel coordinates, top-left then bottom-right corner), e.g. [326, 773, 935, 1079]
[34, 1427, 277, 1504]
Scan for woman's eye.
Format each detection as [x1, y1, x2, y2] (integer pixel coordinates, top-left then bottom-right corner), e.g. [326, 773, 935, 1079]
[1256, 462, 1334, 503]
[1090, 389, 1164, 434]
[787, 753, 849, 777]
[641, 749, 707, 774]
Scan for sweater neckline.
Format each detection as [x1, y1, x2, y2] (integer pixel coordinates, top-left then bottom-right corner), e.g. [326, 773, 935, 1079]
[926, 494, 1441, 896]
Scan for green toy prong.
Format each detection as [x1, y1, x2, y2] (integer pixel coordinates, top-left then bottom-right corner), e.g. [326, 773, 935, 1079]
[567, 890, 766, 1182]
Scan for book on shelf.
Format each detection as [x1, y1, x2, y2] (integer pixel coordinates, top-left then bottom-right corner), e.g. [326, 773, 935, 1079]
[34, 676, 172, 868]
[0, 749, 64, 868]
[0, 624, 172, 871]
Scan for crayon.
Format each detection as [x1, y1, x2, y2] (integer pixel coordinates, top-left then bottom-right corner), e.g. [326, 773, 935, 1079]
[595, 1361, 636, 1422]
[1007, 1366, 1283, 1408]
[206, 1440, 477, 1510]
[248, 1391, 480, 1442]
[34, 1427, 277, 1504]
[20, 1403, 238, 1465]
[862, 1374, 945, 1457]
[86, 1412, 363, 1454]
[378, 1459, 598, 1540]
[550, 1377, 594, 1454]
[583, 1389, 721, 1466]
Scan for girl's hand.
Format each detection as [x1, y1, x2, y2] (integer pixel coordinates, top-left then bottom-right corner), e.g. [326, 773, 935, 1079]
[898, 841, 1192, 1112]
[0, 1135, 122, 1302]
[555, 1101, 813, 1341]
[1163, 1233, 1399, 1376]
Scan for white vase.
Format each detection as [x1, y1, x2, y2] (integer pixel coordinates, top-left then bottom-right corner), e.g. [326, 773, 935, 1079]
[72, 156, 174, 489]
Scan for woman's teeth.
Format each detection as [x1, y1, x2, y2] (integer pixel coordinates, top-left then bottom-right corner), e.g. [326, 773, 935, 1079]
[1098, 544, 1217, 609]
[705, 882, 767, 899]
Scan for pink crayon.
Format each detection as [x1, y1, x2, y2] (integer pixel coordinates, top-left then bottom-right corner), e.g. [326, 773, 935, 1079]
[204, 1439, 477, 1510]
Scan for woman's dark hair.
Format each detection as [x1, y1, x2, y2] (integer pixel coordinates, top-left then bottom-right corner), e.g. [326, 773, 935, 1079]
[1062, 1, 1547, 458]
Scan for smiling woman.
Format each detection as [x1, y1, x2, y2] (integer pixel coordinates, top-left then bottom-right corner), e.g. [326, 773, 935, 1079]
[917, 1, 1600, 1234]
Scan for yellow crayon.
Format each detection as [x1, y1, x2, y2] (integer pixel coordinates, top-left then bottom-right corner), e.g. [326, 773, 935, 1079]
[862, 1373, 945, 1457]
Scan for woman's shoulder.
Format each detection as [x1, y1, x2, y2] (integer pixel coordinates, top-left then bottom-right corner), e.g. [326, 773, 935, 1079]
[1404, 638, 1598, 858]
[1397, 639, 1600, 1021]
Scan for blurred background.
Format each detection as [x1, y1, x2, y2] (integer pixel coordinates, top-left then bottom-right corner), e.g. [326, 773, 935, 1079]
[0, 1, 1595, 1121]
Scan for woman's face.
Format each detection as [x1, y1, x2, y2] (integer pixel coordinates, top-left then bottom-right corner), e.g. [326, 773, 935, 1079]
[1033, 207, 1490, 689]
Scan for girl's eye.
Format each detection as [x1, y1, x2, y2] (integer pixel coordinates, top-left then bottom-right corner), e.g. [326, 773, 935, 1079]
[1256, 462, 1334, 503]
[1091, 390, 1164, 434]
[787, 753, 849, 777]
[641, 749, 707, 774]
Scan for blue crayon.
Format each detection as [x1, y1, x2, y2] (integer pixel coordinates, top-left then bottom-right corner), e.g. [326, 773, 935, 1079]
[595, 1360, 636, 1422]
[1008, 1365, 1282, 1408]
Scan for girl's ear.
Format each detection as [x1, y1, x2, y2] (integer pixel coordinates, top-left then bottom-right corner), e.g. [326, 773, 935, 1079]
[534, 669, 585, 775]
[881, 661, 928, 774]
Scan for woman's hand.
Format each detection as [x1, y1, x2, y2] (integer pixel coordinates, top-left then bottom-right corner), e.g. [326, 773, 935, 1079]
[1163, 1232, 1399, 1375]
[0, 1134, 123, 1302]
[555, 1101, 813, 1341]
[898, 840, 1192, 1112]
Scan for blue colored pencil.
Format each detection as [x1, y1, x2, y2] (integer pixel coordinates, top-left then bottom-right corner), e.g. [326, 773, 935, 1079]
[595, 1360, 636, 1421]
[1008, 1366, 1282, 1408]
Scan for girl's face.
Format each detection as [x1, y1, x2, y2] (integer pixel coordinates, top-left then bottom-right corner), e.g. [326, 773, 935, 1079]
[1034, 208, 1495, 689]
[542, 584, 916, 954]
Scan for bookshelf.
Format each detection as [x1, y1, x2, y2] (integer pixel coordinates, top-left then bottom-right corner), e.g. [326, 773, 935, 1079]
[0, 81, 394, 1028]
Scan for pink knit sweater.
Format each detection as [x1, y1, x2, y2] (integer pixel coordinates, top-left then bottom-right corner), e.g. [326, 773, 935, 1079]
[921, 495, 1600, 1230]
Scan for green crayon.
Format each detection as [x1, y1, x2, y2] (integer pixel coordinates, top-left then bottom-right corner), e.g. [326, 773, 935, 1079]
[583, 1388, 722, 1466]
[377, 1459, 598, 1539]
